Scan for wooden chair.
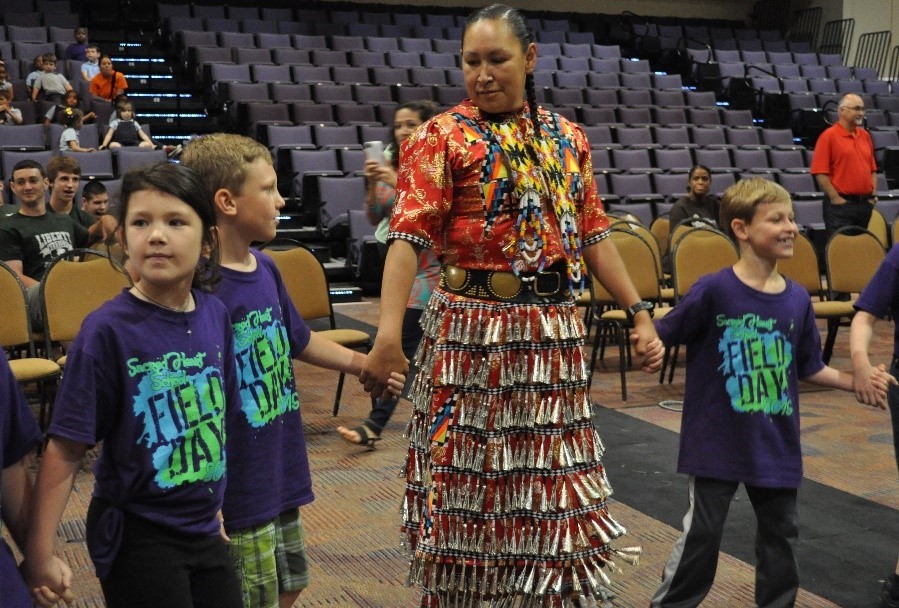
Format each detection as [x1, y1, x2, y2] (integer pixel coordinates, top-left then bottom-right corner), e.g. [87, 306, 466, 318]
[261, 240, 372, 415]
[662, 226, 739, 383]
[0, 260, 62, 429]
[587, 227, 672, 400]
[820, 227, 886, 362]
[40, 248, 133, 369]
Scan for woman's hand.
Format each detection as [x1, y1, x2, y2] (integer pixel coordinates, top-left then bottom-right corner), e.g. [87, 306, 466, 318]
[360, 339, 409, 400]
[363, 159, 398, 188]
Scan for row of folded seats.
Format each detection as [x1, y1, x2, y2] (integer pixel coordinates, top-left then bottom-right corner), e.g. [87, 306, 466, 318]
[0, 0, 76, 24]
[206, 61, 676, 86]
[600, 172, 899, 227]
[177, 33, 614, 58]
[222, 84, 736, 135]
[186, 47, 642, 88]
[698, 49, 862, 69]
[171, 20, 586, 43]
[0, 125, 163, 182]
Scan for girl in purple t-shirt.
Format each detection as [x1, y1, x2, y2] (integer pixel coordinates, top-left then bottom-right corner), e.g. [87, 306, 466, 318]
[24, 162, 243, 608]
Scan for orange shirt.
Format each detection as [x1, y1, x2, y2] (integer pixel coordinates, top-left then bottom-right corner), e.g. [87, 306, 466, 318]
[89, 72, 128, 101]
[810, 121, 876, 195]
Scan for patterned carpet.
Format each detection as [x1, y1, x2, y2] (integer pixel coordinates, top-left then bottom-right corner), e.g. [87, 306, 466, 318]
[9, 299, 898, 607]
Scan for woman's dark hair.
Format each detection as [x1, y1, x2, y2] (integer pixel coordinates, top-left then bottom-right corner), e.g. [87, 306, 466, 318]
[463, 4, 541, 138]
[387, 100, 439, 168]
[688, 164, 712, 180]
[117, 161, 221, 291]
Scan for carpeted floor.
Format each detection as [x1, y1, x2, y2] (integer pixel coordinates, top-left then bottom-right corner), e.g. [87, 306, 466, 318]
[9, 298, 898, 607]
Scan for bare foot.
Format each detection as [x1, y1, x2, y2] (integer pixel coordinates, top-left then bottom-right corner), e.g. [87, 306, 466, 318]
[336, 424, 380, 446]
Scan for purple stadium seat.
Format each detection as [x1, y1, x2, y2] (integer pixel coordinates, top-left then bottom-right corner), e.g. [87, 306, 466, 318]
[256, 33, 292, 49]
[269, 83, 312, 103]
[331, 66, 371, 85]
[655, 147, 695, 173]
[290, 103, 336, 125]
[312, 124, 362, 149]
[618, 89, 652, 106]
[654, 126, 694, 147]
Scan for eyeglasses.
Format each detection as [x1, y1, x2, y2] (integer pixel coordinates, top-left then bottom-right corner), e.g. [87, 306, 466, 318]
[840, 105, 866, 112]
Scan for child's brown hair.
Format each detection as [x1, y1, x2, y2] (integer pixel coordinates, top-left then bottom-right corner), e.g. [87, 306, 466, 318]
[719, 178, 792, 241]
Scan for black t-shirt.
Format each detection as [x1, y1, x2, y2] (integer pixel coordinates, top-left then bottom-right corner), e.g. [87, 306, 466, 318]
[67, 205, 96, 229]
[0, 212, 89, 280]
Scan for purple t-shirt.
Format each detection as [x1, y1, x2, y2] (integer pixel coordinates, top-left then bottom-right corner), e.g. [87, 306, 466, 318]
[855, 243, 899, 357]
[49, 290, 241, 537]
[215, 250, 313, 531]
[655, 267, 825, 488]
[0, 352, 42, 607]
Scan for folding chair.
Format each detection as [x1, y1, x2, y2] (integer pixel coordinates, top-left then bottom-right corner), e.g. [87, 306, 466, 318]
[820, 227, 886, 362]
[662, 226, 739, 382]
[40, 248, 133, 370]
[260, 241, 372, 415]
[0, 260, 62, 429]
[586, 227, 671, 400]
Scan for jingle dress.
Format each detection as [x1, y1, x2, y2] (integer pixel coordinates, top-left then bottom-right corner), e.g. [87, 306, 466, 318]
[390, 99, 639, 607]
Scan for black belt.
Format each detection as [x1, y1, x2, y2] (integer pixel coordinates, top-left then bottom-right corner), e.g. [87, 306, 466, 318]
[441, 264, 570, 303]
[836, 193, 875, 203]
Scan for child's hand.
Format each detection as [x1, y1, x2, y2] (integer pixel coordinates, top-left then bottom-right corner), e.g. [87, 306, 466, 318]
[26, 555, 74, 607]
[866, 364, 896, 410]
[217, 510, 230, 543]
[385, 371, 406, 397]
[630, 332, 664, 373]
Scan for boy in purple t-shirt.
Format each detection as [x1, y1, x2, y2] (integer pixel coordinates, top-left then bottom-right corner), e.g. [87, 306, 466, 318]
[180, 134, 404, 608]
[651, 178, 893, 608]
[850, 244, 899, 607]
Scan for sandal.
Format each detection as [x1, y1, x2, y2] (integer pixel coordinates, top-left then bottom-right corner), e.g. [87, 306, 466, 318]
[337, 425, 381, 448]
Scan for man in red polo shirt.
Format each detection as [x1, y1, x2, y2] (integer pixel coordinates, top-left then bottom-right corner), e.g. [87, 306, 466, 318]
[810, 92, 878, 236]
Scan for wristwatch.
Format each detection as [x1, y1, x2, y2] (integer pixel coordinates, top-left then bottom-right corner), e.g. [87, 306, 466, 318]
[626, 300, 655, 322]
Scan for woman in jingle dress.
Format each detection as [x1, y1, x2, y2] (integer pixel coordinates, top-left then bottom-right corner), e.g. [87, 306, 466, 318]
[361, 5, 663, 607]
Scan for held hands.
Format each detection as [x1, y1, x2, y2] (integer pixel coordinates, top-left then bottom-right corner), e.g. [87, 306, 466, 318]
[360, 339, 409, 401]
[853, 362, 897, 410]
[630, 319, 664, 373]
[27, 555, 74, 607]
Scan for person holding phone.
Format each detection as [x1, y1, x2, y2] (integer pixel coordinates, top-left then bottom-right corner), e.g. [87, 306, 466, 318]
[337, 100, 440, 447]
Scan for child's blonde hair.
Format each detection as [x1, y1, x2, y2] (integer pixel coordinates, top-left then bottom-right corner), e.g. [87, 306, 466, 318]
[180, 133, 272, 197]
[719, 178, 792, 241]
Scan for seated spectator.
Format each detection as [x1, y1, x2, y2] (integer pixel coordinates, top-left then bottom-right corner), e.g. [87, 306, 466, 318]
[99, 99, 155, 149]
[89, 56, 127, 102]
[64, 27, 89, 62]
[24, 55, 44, 98]
[0, 91, 22, 125]
[81, 179, 109, 217]
[58, 108, 95, 154]
[31, 53, 72, 104]
[0, 160, 90, 321]
[81, 44, 101, 81]
[44, 90, 96, 126]
[0, 63, 13, 100]
[663, 165, 720, 273]
[668, 165, 720, 229]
